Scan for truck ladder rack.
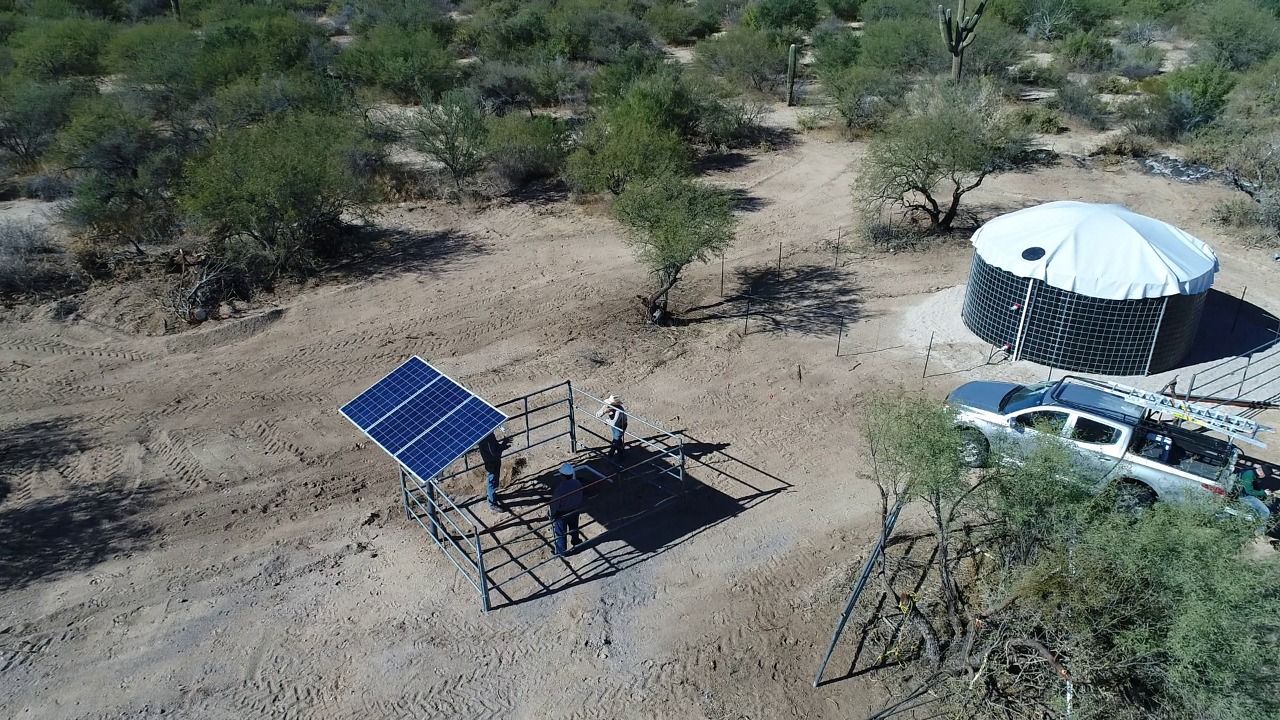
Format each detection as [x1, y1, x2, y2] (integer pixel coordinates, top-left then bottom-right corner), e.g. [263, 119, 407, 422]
[1061, 376, 1274, 448]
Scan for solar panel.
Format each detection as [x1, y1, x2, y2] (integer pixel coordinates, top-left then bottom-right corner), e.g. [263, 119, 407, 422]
[340, 357, 506, 481]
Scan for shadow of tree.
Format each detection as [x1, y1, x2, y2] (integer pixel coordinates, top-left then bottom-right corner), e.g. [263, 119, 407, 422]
[725, 187, 770, 213]
[0, 483, 155, 589]
[320, 227, 487, 283]
[0, 417, 87, 503]
[683, 263, 866, 336]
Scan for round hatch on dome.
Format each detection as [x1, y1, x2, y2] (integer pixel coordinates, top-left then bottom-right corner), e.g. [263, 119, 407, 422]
[961, 201, 1219, 375]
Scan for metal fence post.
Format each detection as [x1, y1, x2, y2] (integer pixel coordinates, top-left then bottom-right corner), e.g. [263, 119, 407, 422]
[426, 479, 440, 542]
[523, 395, 531, 449]
[922, 331, 935, 379]
[836, 316, 844, 357]
[1238, 354, 1254, 399]
[401, 468, 410, 520]
[720, 253, 725, 297]
[743, 296, 751, 335]
[1231, 285, 1248, 335]
[566, 381, 578, 453]
[476, 532, 490, 612]
[1186, 372, 1197, 402]
[777, 241, 783, 274]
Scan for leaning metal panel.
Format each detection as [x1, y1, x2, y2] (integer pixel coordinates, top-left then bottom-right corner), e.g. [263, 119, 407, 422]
[962, 254, 1206, 375]
[340, 356, 506, 481]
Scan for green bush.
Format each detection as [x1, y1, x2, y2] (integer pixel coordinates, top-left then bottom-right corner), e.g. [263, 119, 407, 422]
[1221, 55, 1280, 130]
[345, 0, 457, 38]
[0, 10, 26, 42]
[565, 110, 688, 194]
[695, 26, 789, 93]
[337, 24, 456, 102]
[1012, 104, 1065, 133]
[1115, 42, 1165, 80]
[824, 64, 906, 131]
[469, 61, 538, 114]
[203, 73, 352, 130]
[645, 1, 720, 44]
[105, 21, 201, 105]
[860, 17, 948, 74]
[182, 112, 378, 275]
[1010, 60, 1066, 87]
[1051, 81, 1108, 129]
[1056, 30, 1115, 72]
[744, 0, 821, 29]
[0, 78, 93, 167]
[1191, 0, 1280, 71]
[11, 17, 114, 79]
[591, 46, 666, 102]
[859, 0, 932, 21]
[401, 89, 489, 194]
[194, 10, 324, 90]
[486, 114, 568, 187]
[812, 23, 861, 76]
[825, 0, 861, 20]
[963, 19, 1028, 78]
[1164, 63, 1237, 127]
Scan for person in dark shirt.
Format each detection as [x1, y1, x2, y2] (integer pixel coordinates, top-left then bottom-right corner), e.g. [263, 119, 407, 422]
[549, 463, 584, 556]
[478, 432, 504, 512]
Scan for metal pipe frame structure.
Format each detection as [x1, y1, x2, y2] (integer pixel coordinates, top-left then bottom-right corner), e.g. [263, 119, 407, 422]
[395, 380, 687, 612]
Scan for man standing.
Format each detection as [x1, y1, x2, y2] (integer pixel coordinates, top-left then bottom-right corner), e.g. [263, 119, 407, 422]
[597, 395, 628, 459]
[549, 463, 584, 557]
[479, 432, 504, 512]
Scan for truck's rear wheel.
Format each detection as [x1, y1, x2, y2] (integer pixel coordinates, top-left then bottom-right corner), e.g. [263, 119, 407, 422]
[958, 428, 989, 468]
[1115, 479, 1157, 514]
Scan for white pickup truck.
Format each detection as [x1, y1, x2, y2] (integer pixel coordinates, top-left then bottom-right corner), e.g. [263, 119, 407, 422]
[946, 375, 1272, 520]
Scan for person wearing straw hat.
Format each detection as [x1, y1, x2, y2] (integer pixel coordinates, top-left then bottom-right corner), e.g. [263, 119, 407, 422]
[596, 395, 628, 459]
[549, 462, 584, 557]
[478, 431, 504, 512]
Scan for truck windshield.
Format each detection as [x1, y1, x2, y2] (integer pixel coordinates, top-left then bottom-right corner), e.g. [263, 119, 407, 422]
[999, 383, 1052, 414]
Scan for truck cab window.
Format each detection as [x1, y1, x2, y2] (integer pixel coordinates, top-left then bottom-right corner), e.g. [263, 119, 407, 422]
[1013, 410, 1068, 433]
[1072, 417, 1121, 445]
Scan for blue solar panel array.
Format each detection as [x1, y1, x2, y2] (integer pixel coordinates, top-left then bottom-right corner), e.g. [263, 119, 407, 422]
[340, 357, 506, 481]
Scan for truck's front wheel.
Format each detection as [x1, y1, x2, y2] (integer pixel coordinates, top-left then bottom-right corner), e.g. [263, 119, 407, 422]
[958, 427, 990, 468]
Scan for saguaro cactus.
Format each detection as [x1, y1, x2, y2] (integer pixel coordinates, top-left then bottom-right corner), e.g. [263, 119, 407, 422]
[939, 0, 989, 82]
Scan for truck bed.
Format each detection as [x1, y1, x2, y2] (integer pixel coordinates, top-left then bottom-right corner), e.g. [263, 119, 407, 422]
[1130, 420, 1236, 482]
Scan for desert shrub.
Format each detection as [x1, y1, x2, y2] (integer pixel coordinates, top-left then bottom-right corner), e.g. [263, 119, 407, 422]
[0, 78, 93, 168]
[1055, 29, 1114, 72]
[182, 112, 378, 276]
[1164, 63, 1237, 125]
[0, 220, 79, 297]
[1211, 197, 1264, 228]
[486, 114, 568, 187]
[1010, 60, 1065, 87]
[963, 19, 1028, 79]
[591, 47, 666, 101]
[1191, 0, 1280, 71]
[344, 0, 456, 37]
[336, 24, 456, 102]
[104, 21, 201, 107]
[565, 111, 688, 194]
[1012, 104, 1064, 133]
[646, 0, 720, 44]
[10, 17, 114, 79]
[1115, 42, 1165, 80]
[743, 0, 821, 29]
[695, 26, 789, 93]
[202, 73, 353, 131]
[1051, 81, 1108, 129]
[1124, 89, 1198, 139]
[1092, 74, 1134, 95]
[469, 61, 538, 114]
[0, 10, 27, 41]
[1219, 54, 1280, 131]
[193, 10, 325, 90]
[528, 58, 591, 106]
[825, 64, 907, 131]
[1006, 0, 1114, 39]
[1118, 17, 1160, 46]
[401, 89, 489, 195]
[825, 0, 861, 20]
[458, 1, 653, 65]
[614, 173, 735, 321]
[859, 0, 932, 21]
[860, 17, 948, 74]
[857, 79, 1029, 233]
[812, 22, 861, 76]
[1092, 131, 1154, 157]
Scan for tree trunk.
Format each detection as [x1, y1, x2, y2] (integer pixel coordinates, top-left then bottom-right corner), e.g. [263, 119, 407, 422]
[642, 269, 681, 324]
[936, 186, 963, 232]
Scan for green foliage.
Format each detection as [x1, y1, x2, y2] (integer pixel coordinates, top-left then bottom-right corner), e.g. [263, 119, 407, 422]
[0, 78, 93, 167]
[1010, 60, 1065, 87]
[193, 10, 324, 91]
[565, 110, 688, 194]
[859, 17, 948, 74]
[457, 0, 654, 64]
[10, 17, 114, 80]
[401, 89, 489, 194]
[613, 173, 735, 312]
[1221, 55, 1280, 132]
[863, 392, 967, 498]
[202, 73, 353, 131]
[1191, 0, 1280, 71]
[993, 0, 1115, 38]
[824, 0, 861, 20]
[812, 23, 862, 77]
[823, 64, 907, 131]
[695, 26, 789, 93]
[743, 0, 820, 30]
[963, 18, 1028, 79]
[857, 79, 1029, 232]
[859, 0, 933, 21]
[57, 97, 182, 253]
[1011, 104, 1064, 133]
[486, 113, 568, 187]
[1165, 63, 1237, 125]
[645, 0, 720, 44]
[592, 47, 666, 102]
[1055, 29, 1115, 72]
[182, 112, 377, 275]
[1115, 42, 1166, 80]
[1051, 81, 1108, 129]
[344, 0, 456, 37]
[337, 24, 455, 102]
[105, 21, 201, 106]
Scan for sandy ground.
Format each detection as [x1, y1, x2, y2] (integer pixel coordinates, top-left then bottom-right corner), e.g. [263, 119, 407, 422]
[4, 116, 1280, 719]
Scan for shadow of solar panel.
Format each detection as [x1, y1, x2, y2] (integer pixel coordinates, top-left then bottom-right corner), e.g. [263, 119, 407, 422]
[339, 356, 506, 481]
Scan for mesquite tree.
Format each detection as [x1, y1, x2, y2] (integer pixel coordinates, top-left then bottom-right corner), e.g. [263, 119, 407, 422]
[614, 174, 735, 324]
[938, 0, 989, 82]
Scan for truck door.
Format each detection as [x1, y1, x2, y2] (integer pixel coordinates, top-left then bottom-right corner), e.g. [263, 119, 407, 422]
[1006, 409, 1069, 452]
[1065, 413, 1127, 482]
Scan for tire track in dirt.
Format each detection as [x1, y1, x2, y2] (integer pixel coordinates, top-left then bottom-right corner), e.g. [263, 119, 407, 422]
[0, 339, 154, 363]
[149, 431, 207, 490]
